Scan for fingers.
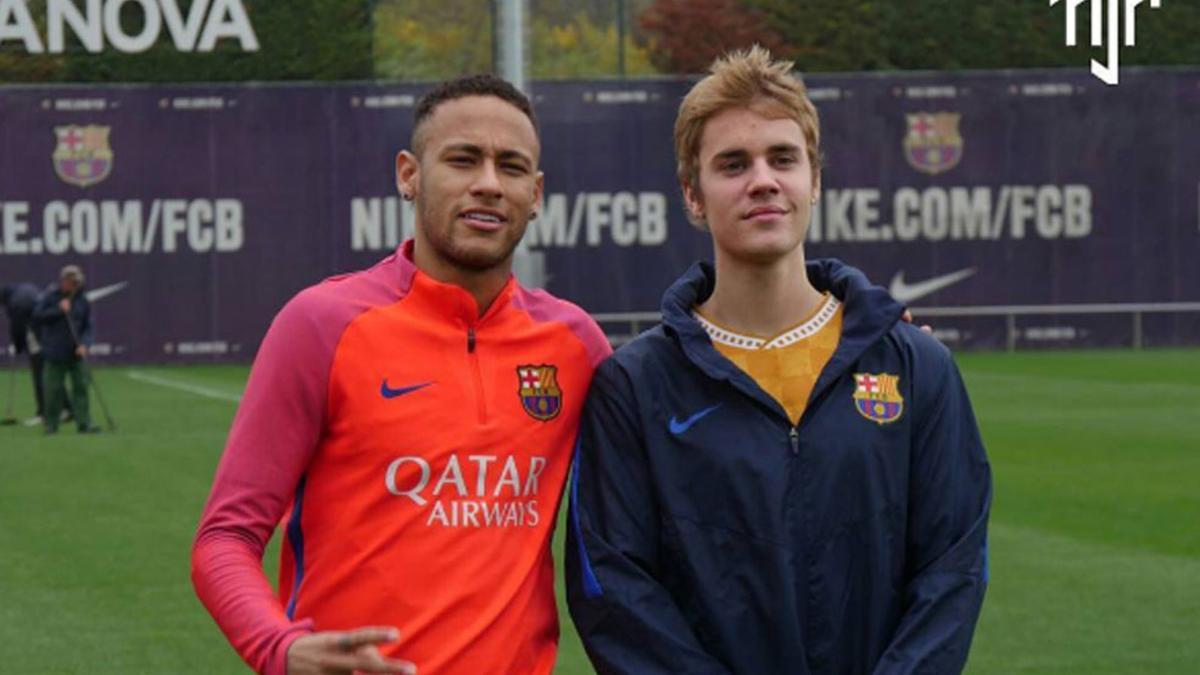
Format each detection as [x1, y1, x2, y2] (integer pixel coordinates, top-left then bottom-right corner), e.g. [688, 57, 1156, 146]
[314, 647, 416, 674]
[328, 626, 399, 651]
[901, 310, 936, 336]
[323, 628, 416, 675]
[352, 650, 417, 675]
[354, 649, 417, 675]
[289, 627, 417, 675]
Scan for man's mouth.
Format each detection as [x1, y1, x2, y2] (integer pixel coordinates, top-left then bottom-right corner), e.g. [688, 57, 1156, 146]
[743, 206, 787, 220]
[460, 209, 508, 231]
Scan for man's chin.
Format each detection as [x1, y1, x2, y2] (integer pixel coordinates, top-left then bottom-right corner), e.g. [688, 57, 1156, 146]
[446, 242, 517, 273]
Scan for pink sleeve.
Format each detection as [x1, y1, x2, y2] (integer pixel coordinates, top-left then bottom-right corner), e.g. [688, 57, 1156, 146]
[191, 287, 340, 675]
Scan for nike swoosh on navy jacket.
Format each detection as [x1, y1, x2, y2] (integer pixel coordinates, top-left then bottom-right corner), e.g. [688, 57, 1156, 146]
[567, 258, 991, 675]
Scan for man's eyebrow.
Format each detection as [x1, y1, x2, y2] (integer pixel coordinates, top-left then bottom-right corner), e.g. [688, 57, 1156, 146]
[711, 143, 802, 163]
[441, 143, 533, 165]
[767, 142, 803, 154]
[711, 148, 749, 163]
[441, 143, 484, 156]
[497, 149, 534, 165]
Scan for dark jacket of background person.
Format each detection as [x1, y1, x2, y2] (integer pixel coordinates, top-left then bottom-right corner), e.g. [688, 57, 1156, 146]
[2, 282, 42, 354]
[34, 286, 92, 363]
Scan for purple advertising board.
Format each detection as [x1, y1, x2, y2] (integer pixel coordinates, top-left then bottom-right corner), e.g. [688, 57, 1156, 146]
[1, 69, 1198, 362]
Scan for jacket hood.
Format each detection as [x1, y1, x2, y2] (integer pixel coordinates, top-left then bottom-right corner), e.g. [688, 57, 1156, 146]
[659, 258, 906, 400]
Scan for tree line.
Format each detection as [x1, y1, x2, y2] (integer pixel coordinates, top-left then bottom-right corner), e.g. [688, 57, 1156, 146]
[1, 0, 1196, 83]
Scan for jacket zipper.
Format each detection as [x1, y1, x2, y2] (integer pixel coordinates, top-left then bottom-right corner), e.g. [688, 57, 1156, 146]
[467, 326, 487, 424]
[789, 427, 800, 455]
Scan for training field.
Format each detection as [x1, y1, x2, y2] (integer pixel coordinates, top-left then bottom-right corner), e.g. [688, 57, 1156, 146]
[1, 349, 1197, 673]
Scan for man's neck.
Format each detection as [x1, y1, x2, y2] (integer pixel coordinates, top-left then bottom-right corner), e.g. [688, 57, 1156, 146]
[411, 246, 510, 317]
[698, 248, 824, 337]
[455, 272, 510, 317]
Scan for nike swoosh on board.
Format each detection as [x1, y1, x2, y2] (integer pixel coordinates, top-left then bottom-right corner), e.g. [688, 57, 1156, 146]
[85, 281, 129, 303]
[668, 404, 722, 435]
[888, 268, 976, 304]
[380, 380, 434, 399]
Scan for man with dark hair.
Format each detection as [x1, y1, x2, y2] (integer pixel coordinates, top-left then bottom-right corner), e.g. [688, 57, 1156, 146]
[2, 282, 49, 424]
[192, 74, 610, 675]
[33, 265, 99, 434]
[410, 73, 538, 156]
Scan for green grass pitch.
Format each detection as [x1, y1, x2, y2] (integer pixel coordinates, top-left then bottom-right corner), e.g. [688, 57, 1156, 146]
[1, 350, 1197, 673]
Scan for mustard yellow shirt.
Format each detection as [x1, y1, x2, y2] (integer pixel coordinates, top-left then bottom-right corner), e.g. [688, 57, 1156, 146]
[695, 294, 843, 425]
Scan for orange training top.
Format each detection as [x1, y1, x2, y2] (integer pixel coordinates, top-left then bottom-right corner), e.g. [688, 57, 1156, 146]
[192, 241, 611, 675]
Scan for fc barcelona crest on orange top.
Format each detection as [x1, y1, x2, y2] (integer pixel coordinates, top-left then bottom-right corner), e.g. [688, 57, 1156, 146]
[852, 372, 904, 424]
[517, 365, 562, 421]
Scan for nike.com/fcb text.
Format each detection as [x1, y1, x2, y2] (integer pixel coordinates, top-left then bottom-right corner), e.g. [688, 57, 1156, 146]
[808, 184, 1092, 243]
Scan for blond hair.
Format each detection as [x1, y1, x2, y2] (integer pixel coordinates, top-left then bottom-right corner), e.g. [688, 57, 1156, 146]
[674, 46, 822, 225]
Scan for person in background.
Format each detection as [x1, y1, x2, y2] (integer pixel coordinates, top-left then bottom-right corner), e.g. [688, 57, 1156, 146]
[2, 281, 50, 425]
[34, 265, 99, 435]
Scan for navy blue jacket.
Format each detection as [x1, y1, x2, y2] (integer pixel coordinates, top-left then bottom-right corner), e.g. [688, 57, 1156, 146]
[567, 260, 990, 675]
[34, 286, 93, 363]
[2, 282, 41, 354]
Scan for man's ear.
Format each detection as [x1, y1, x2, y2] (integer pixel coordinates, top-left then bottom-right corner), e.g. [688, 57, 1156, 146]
[533, 170, 545, 217]
[682, 180, 705, 224]
[396, 150, 419, 200]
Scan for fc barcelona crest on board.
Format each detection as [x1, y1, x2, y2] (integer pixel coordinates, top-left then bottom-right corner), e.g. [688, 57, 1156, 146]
[903, 112, 962, 175]
[852, 373, 904, 424]
[53, 125, 113, 187]
[517, 365, 562, 421]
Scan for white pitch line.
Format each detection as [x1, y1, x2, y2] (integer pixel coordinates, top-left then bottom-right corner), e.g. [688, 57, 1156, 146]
[126, 370, 242, 403]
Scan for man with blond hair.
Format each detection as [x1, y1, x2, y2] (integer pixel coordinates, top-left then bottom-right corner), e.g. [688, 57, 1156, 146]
[567, 46, 991, 673]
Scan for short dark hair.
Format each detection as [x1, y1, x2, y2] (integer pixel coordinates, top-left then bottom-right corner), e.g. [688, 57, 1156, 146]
[411, 74, 538, 155]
